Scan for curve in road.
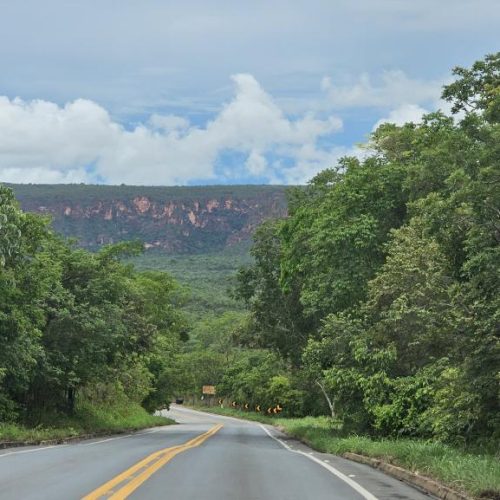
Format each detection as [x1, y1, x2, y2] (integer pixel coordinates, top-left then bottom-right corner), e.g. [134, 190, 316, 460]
[0, 405, 435, 500]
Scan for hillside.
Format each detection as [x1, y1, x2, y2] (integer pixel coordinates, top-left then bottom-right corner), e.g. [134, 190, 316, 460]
[8, 184, 288, 254]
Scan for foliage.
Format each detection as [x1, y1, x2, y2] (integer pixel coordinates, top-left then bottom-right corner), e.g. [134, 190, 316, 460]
[235, 53, 500, 445]
[216, 349, 303, 415]
[0, 184, 186, 423]
[129, 244, 252, 321]
[234, 220, 312, 365]
[9, 184, 287, 205]
[0, 396, 173, 444]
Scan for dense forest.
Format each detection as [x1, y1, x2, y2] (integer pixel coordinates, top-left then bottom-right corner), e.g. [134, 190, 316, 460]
[0, 188, 187, 425]
[174, 54, 500, 446]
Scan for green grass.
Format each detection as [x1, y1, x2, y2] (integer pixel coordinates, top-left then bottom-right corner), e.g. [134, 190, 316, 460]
[0, 401, 174, 445]
[191, 407, 500, 499]
[279, 420, 500, 499]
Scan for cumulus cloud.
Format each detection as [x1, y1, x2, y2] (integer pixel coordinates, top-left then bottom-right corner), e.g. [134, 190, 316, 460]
[0, 75, 343, 185]
[245, 150, 267, 175]
[276, 144, 359, 186]
[148, 114, 190, 132]
[321, 71, 444, 109]
[0, 167, 88, 184]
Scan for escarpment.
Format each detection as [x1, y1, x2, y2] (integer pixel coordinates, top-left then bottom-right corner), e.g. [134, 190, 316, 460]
[9, 184, 288, 253]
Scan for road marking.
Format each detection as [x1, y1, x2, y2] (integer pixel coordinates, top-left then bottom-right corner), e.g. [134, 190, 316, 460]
[259, 424, 379, 500]
[0, 426, 172, 456]
[81, 435, 136, 446]
[0, 444, 68, 458]
[167, 406, 254, 425]
[81, 427, 166, 446]
[82, 424, 222, 500]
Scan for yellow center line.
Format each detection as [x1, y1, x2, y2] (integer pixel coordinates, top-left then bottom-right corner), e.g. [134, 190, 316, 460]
[82, 424, 223, 500]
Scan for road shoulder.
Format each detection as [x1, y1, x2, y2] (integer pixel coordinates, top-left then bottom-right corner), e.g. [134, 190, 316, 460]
[261, 423, 438, 500]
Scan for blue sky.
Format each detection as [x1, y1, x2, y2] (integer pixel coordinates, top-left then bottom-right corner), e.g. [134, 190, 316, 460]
[0, 0, 498, 185]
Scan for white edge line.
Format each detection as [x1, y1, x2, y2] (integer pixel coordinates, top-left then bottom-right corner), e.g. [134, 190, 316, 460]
[81, 434, 134, 446]
[259, 424, 379, 500]
[173, 406, 378, 499]
[0, 425, 169, 454]
[0, 444, 68, 458]
[167, 406, 254, 425]
[82, 426, 166, 446]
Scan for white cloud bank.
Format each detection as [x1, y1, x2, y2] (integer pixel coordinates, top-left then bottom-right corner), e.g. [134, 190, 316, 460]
[321, 70, 443, 109]
[0, 75, 344, 185]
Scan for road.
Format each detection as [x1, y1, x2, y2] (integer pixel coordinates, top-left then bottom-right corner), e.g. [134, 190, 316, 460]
[0, 405, 434, 500]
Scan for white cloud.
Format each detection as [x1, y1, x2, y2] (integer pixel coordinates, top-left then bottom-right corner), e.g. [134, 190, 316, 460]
[321, 71, 444, 109]
[280, 144, 368, 185]
[0, 167, 88, 184]
[372, 103, 428, 130]
[0, 75, 343, 185]
[245, 150, 267, 175]
[148, 114, 190, 132]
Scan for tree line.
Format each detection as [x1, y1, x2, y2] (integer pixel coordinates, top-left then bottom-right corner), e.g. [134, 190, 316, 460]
[231, 53, 499, 444]
[0, 188, 186, 423]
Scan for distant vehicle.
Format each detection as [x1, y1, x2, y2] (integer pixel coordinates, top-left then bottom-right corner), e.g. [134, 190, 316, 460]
[175, 398, 184, 404]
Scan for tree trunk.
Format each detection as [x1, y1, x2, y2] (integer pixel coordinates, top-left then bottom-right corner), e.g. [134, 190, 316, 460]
[67, 387, 75, 415]
[316, 379, 335, 419]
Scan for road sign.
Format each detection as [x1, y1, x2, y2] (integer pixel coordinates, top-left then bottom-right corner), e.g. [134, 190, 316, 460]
[202, 385, 216, 395]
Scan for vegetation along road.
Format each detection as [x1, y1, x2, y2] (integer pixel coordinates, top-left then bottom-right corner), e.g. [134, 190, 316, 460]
[0, 52, 498, 500]
[0, 406, 433, 500]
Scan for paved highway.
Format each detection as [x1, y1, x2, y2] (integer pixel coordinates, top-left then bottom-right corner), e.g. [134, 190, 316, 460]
[0, 406, 433, 499]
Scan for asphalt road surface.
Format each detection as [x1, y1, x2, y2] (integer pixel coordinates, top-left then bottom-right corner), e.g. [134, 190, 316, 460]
[0, 405, 435, 500]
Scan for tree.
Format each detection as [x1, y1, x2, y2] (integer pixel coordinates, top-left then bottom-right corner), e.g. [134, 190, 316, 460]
[234, 53, 499, 442]
[0, 183, 188, 421]
[234, 220, 310, 366]
[442, 52, 500, 122]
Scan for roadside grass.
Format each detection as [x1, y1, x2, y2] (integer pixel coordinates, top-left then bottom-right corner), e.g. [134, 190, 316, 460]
[0, 401, 173, 445]
[190, 406, 500, 499]
[280, 419, 500, 499]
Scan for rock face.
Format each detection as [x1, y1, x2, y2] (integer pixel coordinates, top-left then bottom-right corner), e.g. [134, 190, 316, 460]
[9, 184, 288, 253]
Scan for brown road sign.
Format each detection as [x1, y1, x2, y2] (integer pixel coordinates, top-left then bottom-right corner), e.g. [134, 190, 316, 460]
[202, 385, 216, 395]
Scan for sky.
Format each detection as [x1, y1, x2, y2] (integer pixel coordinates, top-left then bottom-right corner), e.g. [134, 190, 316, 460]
[0, 1, 499, 186]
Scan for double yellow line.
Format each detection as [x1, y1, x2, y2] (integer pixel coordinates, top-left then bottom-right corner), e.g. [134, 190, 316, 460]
[82, 424, 223, 500]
